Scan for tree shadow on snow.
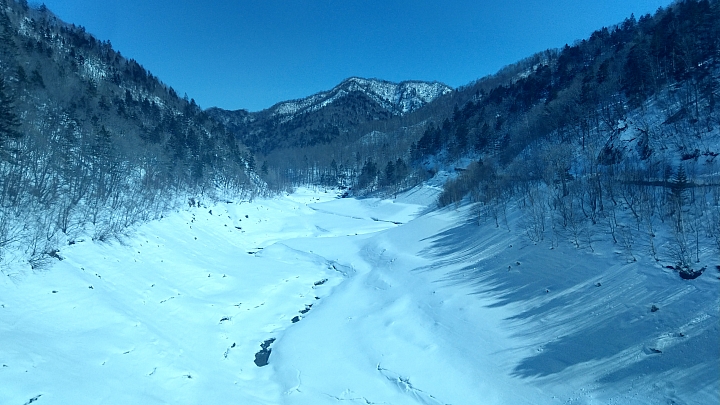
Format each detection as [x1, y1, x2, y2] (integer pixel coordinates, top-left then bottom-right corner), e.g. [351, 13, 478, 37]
[417, 210, 719, 396]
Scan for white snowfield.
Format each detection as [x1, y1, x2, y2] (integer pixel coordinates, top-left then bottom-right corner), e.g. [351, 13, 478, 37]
[1, 187, 718, 404]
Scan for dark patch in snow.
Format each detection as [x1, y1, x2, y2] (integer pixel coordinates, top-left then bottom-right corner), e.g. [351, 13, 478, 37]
[47, 249, 63, 261]
[223, 343, 236, 359]
[665, 264, 706, 279]
[370, 217, 403, 225]
[299, 304, 313, 314]
[254, 338, 276, 367]
[23, 395, 42, 405]
[219, 316, 231, 323]
[51, 290, 58, 294]
[313, 279, 328, 287]
[325, 393, 376, 404]
[678, 266, 705, 280]
[291, 315, 300, 323]
[651, 305, 660, 312]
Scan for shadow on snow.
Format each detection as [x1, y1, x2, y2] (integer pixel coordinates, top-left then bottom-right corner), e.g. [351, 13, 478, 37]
[417, 209, 719, 394]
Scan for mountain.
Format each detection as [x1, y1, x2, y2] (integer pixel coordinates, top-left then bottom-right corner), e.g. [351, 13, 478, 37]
[207, 1, 720, 206]
[2, 0, 719, 274]
[0, 1, 718, 404]
[0, 0, 256, 266]
[206, 77, 452, 155]
[267, 77, 452, 120]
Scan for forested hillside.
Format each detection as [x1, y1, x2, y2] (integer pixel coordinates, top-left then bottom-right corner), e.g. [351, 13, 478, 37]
[0, 0, 255, 268]
[207, 77, 453, 191]
[418, 0, 718, 170]
[0, 0, 718, 272]
[225, 0, 719, 275]
[208, 77, 451, 155]
[216, 1, 719, 219]
[427, 0, 720, 275]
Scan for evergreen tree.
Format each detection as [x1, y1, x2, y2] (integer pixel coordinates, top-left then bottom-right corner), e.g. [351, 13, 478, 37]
[0, 77, 20, 145]
[357, 160, 378, 190]
[384, 160, 395, 185]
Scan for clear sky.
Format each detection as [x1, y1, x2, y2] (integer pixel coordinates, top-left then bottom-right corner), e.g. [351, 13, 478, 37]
[38, 0, 671, 112]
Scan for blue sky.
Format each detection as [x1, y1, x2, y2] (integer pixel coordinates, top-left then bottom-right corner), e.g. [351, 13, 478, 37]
[39, 0, 671, 112]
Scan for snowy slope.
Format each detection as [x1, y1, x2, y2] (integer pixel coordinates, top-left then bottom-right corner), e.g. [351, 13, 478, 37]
[1, 187, 718, 404]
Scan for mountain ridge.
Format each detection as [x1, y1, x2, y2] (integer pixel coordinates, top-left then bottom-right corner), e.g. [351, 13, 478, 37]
[205, 76, 452, 154]
[266, 77, 452, 120]
[209, 77, 452, 116]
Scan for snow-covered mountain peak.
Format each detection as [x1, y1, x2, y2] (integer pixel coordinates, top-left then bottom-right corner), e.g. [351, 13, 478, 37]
[269, 77, 452, 121]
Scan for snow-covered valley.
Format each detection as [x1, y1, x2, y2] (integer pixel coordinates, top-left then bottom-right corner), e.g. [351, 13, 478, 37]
[1, 187, 718, 405]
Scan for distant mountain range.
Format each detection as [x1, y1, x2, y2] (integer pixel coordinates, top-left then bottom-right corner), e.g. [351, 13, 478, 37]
[206, 77, 452, 154]
[268, 77, 452, 120]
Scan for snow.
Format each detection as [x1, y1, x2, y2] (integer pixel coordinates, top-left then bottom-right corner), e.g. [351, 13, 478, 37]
[1, 186, 718, 404]
[81, 58, 109, 82]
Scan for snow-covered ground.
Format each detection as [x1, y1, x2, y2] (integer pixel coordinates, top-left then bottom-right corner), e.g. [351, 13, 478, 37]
[1, 186, 718, 404]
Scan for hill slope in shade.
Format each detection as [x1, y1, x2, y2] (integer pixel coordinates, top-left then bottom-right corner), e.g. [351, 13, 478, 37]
[1, 186, 717, 404]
